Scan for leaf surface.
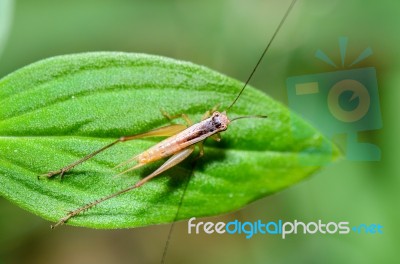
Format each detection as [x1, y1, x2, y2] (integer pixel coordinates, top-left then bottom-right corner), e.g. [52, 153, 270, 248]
[0, 52, 339, 228]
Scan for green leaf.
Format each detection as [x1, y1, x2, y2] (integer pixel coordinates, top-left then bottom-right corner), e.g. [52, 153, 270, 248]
[0, 52, 339, 228]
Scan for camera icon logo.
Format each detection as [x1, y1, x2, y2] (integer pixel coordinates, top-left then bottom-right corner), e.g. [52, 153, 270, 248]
[287, 37, 382, 162]
[328, 79, 370, 123]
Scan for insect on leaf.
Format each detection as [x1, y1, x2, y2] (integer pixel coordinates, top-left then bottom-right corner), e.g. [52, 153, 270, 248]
[0, 52, 340, 228]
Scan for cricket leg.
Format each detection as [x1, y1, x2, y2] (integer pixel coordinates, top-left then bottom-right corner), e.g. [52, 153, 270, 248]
[161, 109, 193, 126]
[40, 124, 187, 179]
[201, 104, 220, 121]
[193, 142, 205, 161]
[51, 146, 195, 228]
[193, 134, 218, 161]
[210, 133, 221, 142]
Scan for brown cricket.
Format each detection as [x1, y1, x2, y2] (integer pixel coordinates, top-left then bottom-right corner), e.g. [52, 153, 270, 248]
[41, 0, 297, 228]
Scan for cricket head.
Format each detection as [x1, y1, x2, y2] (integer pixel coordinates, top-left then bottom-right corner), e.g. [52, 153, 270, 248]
[211, 111, 230, 131]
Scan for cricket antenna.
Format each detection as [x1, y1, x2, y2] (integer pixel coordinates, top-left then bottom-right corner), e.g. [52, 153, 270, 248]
[226, 0, 297, 111]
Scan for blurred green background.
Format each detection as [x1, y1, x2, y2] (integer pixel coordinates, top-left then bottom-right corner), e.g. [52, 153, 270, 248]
[0, 0, 398, 263]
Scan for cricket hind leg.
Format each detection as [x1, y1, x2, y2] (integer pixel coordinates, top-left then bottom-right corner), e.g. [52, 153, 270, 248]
[51, 146, 195, 228]
[40, 124, 187, 179]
